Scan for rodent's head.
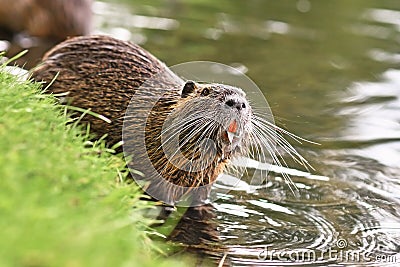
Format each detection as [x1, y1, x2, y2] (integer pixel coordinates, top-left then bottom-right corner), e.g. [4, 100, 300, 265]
[160, 80, 252, 167]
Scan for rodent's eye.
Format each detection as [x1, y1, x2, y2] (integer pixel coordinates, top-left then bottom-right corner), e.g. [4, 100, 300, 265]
[201, 88, 210, 96]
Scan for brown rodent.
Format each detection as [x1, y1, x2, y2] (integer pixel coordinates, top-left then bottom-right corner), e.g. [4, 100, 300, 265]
[33, 35, 285, 206]
[0, 0, 91, 41]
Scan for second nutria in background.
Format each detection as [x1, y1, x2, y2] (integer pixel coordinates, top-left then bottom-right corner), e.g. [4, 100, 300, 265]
[0, 0, 92, 41]
[0, 0, 92, 68]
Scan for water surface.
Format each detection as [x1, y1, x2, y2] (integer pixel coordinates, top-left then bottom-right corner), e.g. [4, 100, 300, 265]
[95, 0, 400, 266]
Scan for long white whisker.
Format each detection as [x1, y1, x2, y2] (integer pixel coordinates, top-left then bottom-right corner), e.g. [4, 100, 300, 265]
[253, 115, 319, 145]
[253, 129, 299, 193]
[251, 118, 313, 170]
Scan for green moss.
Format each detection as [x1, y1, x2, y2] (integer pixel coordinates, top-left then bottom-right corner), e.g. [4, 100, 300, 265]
[0, 68, 187, 267]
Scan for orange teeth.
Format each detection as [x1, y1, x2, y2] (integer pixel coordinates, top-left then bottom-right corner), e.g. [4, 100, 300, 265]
[228, 119, 238, 133]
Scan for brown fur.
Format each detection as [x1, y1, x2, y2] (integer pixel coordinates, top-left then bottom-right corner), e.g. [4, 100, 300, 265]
[0, 0, 91, 41]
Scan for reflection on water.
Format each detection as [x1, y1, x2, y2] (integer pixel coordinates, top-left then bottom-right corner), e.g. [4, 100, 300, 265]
[338, 69, 400, 167]
[3, 0, 400, 265]
[92, 1, 179, 44]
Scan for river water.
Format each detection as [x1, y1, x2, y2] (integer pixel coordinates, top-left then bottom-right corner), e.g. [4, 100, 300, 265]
[97, 0, 400, 266]
[6, 0, 400, 266]
[95, 0, 400, 266]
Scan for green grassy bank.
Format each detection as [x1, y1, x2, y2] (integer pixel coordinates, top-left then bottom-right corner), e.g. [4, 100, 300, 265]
[0, 67, 186, 267]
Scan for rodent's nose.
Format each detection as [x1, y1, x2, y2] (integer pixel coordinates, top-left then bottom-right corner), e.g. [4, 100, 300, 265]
[226, 99, 246, 111]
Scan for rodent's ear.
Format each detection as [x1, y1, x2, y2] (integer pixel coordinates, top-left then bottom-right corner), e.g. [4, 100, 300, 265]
[181, 81, 196, 98]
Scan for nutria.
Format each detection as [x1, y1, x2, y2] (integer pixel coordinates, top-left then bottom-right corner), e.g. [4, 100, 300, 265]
[32, 35, 309, 205]
[0, 0, 92, 68]
[0, 0, 91, 41]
